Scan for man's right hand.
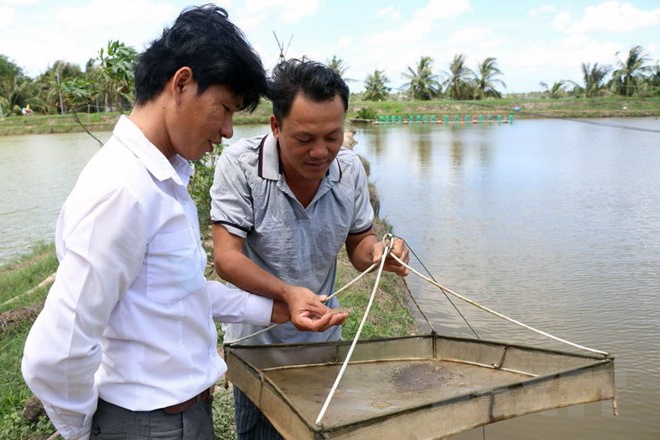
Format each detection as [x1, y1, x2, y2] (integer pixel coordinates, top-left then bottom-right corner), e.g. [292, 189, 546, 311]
[284, 286, 348, 332]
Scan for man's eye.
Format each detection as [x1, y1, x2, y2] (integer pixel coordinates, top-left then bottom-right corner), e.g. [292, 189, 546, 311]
[295, 137, 311, 144]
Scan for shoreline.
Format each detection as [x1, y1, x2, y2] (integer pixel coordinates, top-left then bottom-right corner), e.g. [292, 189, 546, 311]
[1, 96, 658, 137]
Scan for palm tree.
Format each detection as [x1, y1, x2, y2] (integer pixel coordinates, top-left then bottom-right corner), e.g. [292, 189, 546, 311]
[610, 45, 650, 97]
[363, 69, 391, 101]
[539, 80, 568, 99]
[645, 62, 660, 95]
[571, 62, 611, 98]
[0, 55, 24, 93]
[0, 55, 29, 114]
[442, 54, 474, 100]
[35, 60, 84, 114]
[327, 55, 349, 79]
[402, 56, 441, 100]
[0, 75, 37, 114]
[472, 57, 506, 99]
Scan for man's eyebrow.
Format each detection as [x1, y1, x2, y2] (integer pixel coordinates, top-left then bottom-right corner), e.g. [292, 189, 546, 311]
[293, 128, 343, 137]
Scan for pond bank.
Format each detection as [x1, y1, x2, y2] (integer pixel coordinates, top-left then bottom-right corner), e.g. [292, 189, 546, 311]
[1, 96, 658, 136]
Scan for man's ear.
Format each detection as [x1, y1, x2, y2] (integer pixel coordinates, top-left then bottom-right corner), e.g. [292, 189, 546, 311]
[270, 114, 281, 139]
[170, 67, 195, 101]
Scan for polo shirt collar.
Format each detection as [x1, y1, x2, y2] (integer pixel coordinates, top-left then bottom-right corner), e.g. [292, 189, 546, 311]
[113, 115, 193, 186]
[258, 132, 342, 183]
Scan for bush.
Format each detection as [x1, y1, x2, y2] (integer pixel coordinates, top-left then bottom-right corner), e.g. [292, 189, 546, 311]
[355, 107, 378, 120]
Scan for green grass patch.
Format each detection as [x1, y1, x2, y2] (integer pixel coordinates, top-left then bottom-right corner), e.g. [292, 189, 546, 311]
[0, 321, 56, 440]
[336, 220, 418, 341]
[0, 243, 57, 312]
[0, 244, 57, 438]
[348, 96, 660, 120]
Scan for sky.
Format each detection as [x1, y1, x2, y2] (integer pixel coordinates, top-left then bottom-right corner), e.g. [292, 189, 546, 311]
[1, 0, 659, 94]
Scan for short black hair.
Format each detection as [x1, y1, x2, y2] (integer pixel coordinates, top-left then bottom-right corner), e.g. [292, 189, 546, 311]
[269, 58, 349, 125]
[134, 4, 267, 111]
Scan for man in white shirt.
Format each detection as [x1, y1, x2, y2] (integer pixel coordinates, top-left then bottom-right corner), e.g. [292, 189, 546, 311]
[21, 6, 344, 440]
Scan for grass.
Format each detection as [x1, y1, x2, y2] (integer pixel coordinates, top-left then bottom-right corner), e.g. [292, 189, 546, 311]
[335, 220, 418, 341]
[0, 242, 57, 312]
[349, 95, 660, 120]
[0, 219, 415, 439]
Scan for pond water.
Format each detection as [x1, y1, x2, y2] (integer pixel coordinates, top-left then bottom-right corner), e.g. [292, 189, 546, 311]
[352, 118, 659, 440]
[0, 132, 108, 265]
[1, 118, 658, 439]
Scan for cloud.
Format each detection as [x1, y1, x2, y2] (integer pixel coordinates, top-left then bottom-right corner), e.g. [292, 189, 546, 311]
[528, 5, 556, 17]
[565, 1, 660, 33]
[552, 11, 572, 31]
[241, 0, 321, 24]
[376, 5, 401, 21]
[411, 0, 471, 21]
[56, 0, 178, 32]
[504, 34, 620, 86]
[352, 0, 473, 89]
[338, 36, 353, 48]
[366, 0, 471, 46]
[0, 0, 38, 5]
[448, 27, 494, 46]
[0, 6, 15, 27]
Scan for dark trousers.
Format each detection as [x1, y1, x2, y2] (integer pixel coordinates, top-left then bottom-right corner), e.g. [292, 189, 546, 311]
[91, 398, 215, 439]
[233, 387, 283, 440]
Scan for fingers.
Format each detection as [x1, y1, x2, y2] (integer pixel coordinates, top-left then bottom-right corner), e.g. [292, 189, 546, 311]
[372, 238, 410, 276]
[291, 311, 348, 332]
[286, 288, 349, 331]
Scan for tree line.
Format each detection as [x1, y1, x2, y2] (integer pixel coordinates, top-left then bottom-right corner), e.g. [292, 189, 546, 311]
[1, 42, 658, 117]
[355, 45, 659, 101]
[0, 41, 136, 117]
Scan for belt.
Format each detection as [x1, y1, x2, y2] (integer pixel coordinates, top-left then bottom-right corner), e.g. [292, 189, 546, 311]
[162, 386, 214, 415]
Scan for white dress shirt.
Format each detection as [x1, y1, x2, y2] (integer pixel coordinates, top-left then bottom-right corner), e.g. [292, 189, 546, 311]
[21, 116, 273, 440]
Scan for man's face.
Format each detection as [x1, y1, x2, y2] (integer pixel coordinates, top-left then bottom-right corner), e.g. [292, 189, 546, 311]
[271, 93, 345, 184]
[170, 83, 243, 161]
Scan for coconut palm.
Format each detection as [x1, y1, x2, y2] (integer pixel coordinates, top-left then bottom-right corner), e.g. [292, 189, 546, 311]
[0, 75, 38, 114]
[0, 55, 24, 94]
[35, 60, 84, 114]
[363, 69, 391, 101]
[327, 55, 348, 78]
[540, 80, 568, 99]
[0, 55, 29, 114]
[442, 54, 474, 100]
[472, 57, 506, 99]
[402, 56, 441, 100]
[645, 62, 660, 95]
[570, 62, 611, 98]
[610, 45, 651, 97]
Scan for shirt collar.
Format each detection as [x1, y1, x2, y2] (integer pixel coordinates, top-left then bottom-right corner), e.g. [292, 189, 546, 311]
[258, 132, 342, 183]
[113, 115, 193, 186]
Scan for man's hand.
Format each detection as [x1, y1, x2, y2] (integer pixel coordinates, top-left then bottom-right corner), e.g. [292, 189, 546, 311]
[371, 238, 410, 276]
[284, 286, 348, 331]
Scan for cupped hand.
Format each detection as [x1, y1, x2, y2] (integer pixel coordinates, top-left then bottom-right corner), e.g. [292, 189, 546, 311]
[285, 286, 348, 331]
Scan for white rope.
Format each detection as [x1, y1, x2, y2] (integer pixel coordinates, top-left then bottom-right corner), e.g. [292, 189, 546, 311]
[226, 262, 379, 346]
[389, 253, 610, 356]
[315, 237, 393, 426]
